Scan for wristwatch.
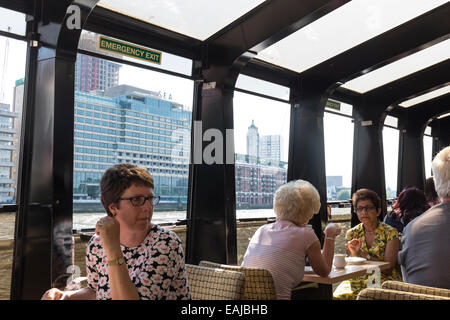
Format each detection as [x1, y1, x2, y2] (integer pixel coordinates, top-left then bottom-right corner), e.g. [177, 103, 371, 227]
[108, 256, 125, 266]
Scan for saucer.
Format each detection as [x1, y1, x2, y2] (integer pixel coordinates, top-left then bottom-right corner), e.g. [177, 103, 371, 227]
[345, 257, 367, 265]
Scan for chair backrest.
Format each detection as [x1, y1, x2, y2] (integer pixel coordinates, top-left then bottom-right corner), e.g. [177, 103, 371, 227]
[185, 264, 245, 300]
[199, 260, 277, 300]
[382, 281, 450, 297]
[357, 288, 450, 300]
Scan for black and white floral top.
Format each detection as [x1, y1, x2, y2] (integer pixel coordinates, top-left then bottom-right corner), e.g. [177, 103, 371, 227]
[86, 224, 191, 300]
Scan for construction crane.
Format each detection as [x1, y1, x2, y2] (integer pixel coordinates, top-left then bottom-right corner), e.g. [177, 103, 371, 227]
[0, 26, 10, 103]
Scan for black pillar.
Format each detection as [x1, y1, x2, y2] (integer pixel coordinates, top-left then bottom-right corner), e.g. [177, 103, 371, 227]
[11, 0, 98, 300]
[431, 118, 450, 156]
[288, 88, 327, 243]
[397, 119, 425, 192]
[186, 55, 252, 264]
[351, 104, 387, 226]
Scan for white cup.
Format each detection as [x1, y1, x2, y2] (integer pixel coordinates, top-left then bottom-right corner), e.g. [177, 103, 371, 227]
[333, 254, 347, 269]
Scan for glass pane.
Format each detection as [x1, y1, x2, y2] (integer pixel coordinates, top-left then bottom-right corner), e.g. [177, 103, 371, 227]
[423, 135, 433, 177]
[0, 8, 26, 36]
[324, 111, 354, 202]
[73, 53, 193, 277]
[383, 126, 399, 198]
[236, 75, 290, 101]
[258, 0, 447, 73]
[0, 36, 27, 300]
[384, 115, 398, 128]
[78, 31, 192, 76]
[233, 91, 290, 263]
[399, 84, 450, 108]
[98, 0, 265, 40]
[342, 39, 450, 93]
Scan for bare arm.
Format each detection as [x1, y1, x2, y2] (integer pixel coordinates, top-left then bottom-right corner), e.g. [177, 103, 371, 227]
[106, 247, 140, 300]
[96, 216, 140, 300]
[41, 287, 96, 300]
[383, 238, 399, 275]
[306, 239, 334, 277]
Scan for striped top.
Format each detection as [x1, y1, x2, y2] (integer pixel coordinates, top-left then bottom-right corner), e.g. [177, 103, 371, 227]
[241, 220, 318, 299]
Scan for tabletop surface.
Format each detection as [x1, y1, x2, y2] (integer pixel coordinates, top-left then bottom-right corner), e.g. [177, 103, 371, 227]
[302, 261, 391, 284]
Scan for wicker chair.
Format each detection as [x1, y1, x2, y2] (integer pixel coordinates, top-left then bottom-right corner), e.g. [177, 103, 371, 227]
[381, 281, 450, 298]
[357, 288, 450, 300]
[185, 264, 245, 300]
[198, 260, 277, 300]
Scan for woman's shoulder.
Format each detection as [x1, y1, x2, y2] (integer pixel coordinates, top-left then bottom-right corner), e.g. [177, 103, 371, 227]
[379, 221, 398, 233]
[347, 223, 364, 234]
[150, 224, 183, 243]
[378, 221, 398, 234]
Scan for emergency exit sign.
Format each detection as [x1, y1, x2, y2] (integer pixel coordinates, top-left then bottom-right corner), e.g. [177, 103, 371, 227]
[326, 100, 341, 111]
[99, 36, 162, 65]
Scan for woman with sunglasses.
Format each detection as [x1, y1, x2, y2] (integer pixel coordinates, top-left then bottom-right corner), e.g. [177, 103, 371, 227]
[42, 163, 191, 300]
[333, 189, 402, 300]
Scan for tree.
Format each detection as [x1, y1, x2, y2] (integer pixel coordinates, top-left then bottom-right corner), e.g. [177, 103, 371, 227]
[337, 189, 351, 200]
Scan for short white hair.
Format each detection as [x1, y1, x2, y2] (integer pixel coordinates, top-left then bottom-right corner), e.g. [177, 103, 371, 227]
[273, 180, 321, 224]
[432, 146, 450, 199]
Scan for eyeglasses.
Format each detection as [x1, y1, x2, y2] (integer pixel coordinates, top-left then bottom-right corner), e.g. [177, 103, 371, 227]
[119, 195, 160, 207]
[356, 205, 376, 213]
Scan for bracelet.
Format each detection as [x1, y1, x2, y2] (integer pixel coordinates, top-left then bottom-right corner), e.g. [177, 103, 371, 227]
[325, 237, 335, 241]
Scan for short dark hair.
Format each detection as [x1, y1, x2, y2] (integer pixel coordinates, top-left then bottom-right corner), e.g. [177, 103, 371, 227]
[392, 187, 429, 225]
[352, 189, 381, 211]
[424, 177, 439, 204]
[100, 163, 154, 216]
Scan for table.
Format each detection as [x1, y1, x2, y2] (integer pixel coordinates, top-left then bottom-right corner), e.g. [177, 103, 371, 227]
[292, 261, 391, 300]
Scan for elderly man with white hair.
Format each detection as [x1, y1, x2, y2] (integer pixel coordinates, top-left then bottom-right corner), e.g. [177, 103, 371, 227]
[241, 179, 341, 299]
[398, 145, 450, 289]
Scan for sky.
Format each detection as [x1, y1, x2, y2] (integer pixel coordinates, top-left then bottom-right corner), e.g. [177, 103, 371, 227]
[0, 7, 438, 193]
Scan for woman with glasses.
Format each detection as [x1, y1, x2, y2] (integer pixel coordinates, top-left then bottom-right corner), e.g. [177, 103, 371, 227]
[333, 188, 402, 300]
[42, 163, 191, 300]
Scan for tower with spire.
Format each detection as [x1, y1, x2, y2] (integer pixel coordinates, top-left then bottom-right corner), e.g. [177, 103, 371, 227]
[247, 120, 259, 162]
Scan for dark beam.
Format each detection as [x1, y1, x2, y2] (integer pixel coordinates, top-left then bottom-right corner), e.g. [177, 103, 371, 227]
[363, 60, 450, 108]
[300, 3, 450, 86]
[207, 0, 349, 63]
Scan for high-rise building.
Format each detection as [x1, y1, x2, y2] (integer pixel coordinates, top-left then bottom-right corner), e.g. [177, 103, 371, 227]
[260, 135, 283, 164]
[75, 33, 121, 93]
[11, 78, 24, 194]
[246, 120, 259, 161]
[0, 102, 18, 203]
[73, 84, 191, 209]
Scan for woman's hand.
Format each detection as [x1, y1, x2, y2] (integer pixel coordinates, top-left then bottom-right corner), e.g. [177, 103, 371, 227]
[95, 216, 121, 255]
[324, 223, 342, 239]
[41, 288, 68, 300]
[345, 238, 362, 257]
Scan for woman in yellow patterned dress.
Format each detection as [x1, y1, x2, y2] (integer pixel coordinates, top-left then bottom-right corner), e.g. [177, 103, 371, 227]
[333, 189, 402, 299]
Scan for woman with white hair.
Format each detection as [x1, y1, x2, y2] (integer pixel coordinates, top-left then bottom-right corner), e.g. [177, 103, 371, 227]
[398, 146, 450, 289]
[241, 180, 341, 299]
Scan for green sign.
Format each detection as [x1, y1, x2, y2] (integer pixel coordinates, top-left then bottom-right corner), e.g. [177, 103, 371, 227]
[326, 100, 341, 111]
[99, 36, 162, 65]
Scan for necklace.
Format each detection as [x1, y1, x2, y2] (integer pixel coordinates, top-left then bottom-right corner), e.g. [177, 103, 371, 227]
[364, 226, 376, 234]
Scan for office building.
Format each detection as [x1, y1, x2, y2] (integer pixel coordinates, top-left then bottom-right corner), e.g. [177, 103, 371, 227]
[235, 153, 287, 208]
[260, 134, 283, 164]
[0, 102, 18, 202]
[74, 84, 191, 208]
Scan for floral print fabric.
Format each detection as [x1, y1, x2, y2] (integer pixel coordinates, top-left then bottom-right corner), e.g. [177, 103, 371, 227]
[333, 221, 402, 300]
[86, 224, 191, 300]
